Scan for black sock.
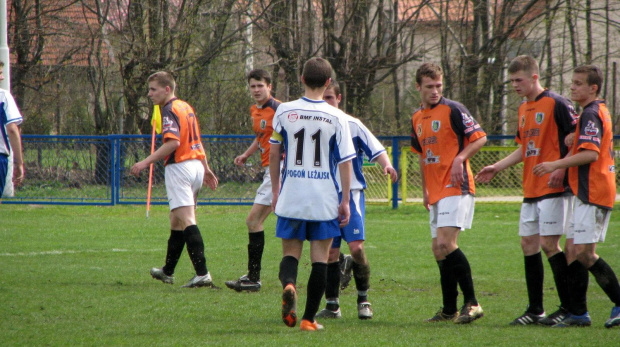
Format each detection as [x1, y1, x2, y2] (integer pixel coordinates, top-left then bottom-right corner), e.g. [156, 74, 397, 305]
[567, 261, 589, 315]
[548, 252, 570, 310]
[247, 231, 265, 282]
[588, 257, 620, 306]
[162, 230, 184, 276]
[279, 256, 299, 288]
[325, 262, 341, 299]
[183, 225, 207, 276]
[438, 259, 458, 315]
[352, 260, 370, 292]
[448, 248, 478, 306]
[524, 253, 544, 314]
[302, 262, 328, 321]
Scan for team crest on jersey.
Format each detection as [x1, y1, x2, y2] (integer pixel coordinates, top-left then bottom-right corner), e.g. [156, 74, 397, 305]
[584, 120, 599, 136]
[424, 149, 440, 164]
[461, 113, 475, 127]
[417, 124, 423, 137]
[525, 140, 540, 157]
[610, 165, 616, 173]
[287, 112, 299, 122]
[431, 120, 440, 132]
[260, 119, 267, 129]
[520, 115, 526, 128]
[535, 112, 544, 124]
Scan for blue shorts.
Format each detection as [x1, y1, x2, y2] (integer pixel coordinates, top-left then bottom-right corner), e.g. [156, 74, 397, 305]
[332, 190, 366, 248]
[0, 154, 8, 196]
[276, 217, 341, 241]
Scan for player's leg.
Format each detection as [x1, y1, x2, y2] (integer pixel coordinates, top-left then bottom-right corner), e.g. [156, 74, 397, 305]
[276, 217, 304, 327]
[316, 243, 342, 319]
[516, 202, 545, 322]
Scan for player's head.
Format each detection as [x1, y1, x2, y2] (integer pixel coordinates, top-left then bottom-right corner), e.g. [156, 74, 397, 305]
[571, 65, 603, 105]
[323, 80, 342, 108]
[147, 71, 176, 106]
[302, 57, 333, 90]
[247, 69, 272, 105]
[508, 55, 540, 99]
[415, 63, 443, 108]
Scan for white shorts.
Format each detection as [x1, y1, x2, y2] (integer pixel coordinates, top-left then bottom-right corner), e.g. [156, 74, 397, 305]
[519, 196, 572, 237]
[254, 167, 273, 206]
[567, 199, 611, 244]
[429, 194, 475, 238]
[165, 159, 204, 210]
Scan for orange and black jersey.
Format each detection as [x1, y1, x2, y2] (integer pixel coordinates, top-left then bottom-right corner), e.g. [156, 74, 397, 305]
[569, 100, 615, 210]
[515, 90, 578, 201]
[251, 97, 281, 167]
[410, 97, 486, 205]
[161, 98, 206, 166]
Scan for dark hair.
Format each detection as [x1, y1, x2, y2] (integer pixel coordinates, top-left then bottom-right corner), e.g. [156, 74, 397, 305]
[326, 80, 341, 96]
[247, 69, 272, 85]
[302, 57, 333, 89]
[574, 65, 603, 96]
[147, 71, 176, 91]
[508, 55, 539, 75]
[0, 61, 4, 68]
[415, 63, 443, 85]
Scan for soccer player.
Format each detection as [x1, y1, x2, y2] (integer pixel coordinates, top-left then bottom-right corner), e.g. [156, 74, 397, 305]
[130, 71, 219, 288]
[476, 55, 577, 326]
[225, 69, 281, 292]
[411, 62, 487, 324]
[533, 65, 620, 328]
[269, 57, 355, 331]
[315, 81, 398, 320]
[0, 60, 25, 197]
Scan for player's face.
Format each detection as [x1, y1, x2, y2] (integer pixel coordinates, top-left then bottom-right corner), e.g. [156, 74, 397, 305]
[509, 71, 536, 99]
[148, 81, 170, 106]
[249, 78, 272, 106]
[323, 87, 341, 108]
[570, 72, 595, 105]
[416, 76, 442, 108]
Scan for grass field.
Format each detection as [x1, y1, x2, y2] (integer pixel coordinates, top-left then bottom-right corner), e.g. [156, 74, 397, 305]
[1, 203, 619, 346]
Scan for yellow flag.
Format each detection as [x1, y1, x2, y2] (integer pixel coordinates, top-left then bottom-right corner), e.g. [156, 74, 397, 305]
[152, 105, 162, 134]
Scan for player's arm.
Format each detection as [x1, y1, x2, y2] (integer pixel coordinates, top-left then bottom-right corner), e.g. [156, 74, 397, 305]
[451, 135, 487, 186]
[374, 152, 398, 182]
[338, 159, 352, 227]
[269, 141, 282, 211]
[418, 155, 429, 211]
[6, 122, 24, 184]
[234, 138, 259, 166]
[533, 149, 597, 176]
[130, 139, 179, 176]
[475, 146, 522, 183]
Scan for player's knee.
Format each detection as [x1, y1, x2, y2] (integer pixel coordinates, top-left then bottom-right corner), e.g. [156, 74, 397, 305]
[520, 236, 539, 254]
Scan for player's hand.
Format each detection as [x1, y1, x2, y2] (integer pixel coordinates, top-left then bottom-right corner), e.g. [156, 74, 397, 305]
[475, 165, 498, 183]
[338, 201, 350, 228]
[533, 162, 558, 177]
[234, 154, 247, 166]
[13, 163, 24, 186]
[546, 167, 565, 188]
[422, 190, 430, 211]
[130, 161, 148, 177]
[271, 192, 279, 212]
[203, 169, 219, 190]
[384, 165, 398, 182]
[450, 158, 464, 187]
[564, 133, 575, 147]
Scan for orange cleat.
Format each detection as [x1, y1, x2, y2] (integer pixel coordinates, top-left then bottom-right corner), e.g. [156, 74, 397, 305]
[282, 284, 297, 327]
[300, 319, 324, 331]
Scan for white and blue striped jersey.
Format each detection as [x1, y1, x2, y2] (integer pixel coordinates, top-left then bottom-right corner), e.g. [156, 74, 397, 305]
[270, 97, 356, 221]
[336, 114, 386, 192]
[0, 89, 23, 156]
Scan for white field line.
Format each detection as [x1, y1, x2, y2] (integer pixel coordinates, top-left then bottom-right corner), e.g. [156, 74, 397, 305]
[0, 248, 162, 257]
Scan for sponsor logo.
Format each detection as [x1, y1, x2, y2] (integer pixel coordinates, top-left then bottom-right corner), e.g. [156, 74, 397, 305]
[288, 112, 299, 122]
[432, 120, 440, 132]
[421, 136, 437, 146]
[260, 119, 267, 129]
[462, 113, 475, 127]
[584, 120, 599, 136]
[525, 140, 540, 157]
[535, 112, 544, 124]
[424, 149, 440, 164]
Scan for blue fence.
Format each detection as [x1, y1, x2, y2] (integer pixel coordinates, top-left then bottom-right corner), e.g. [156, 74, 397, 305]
[3, 134, 619, 208]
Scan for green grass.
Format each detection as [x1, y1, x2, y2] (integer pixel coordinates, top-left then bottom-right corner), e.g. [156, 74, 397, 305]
[1, 203, 619, 346]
